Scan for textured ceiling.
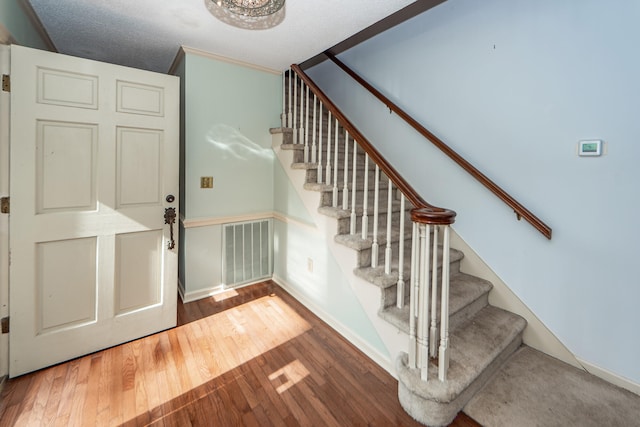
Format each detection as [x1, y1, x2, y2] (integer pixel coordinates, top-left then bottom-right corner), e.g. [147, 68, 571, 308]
[27, 0, 417, 74]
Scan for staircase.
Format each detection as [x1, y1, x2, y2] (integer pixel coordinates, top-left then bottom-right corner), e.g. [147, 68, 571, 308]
[273, 69, 528, 426]
[270, 66, 640, 427]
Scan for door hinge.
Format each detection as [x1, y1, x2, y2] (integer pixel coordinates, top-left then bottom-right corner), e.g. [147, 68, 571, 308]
[1, 317, 8, 334]
[0, 197, 8, 214]
[1, 75, 9, 92]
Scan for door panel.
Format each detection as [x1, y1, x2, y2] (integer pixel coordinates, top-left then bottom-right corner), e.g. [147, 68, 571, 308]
[116, 127, 163, 207]
[114, 230, 163, 315]
[37, 67, 99, 109]
[9, 45, 179, 377]
[116, 80, 164, 116]
[37, 121, 98, 213]
[37, 237, 98, 334]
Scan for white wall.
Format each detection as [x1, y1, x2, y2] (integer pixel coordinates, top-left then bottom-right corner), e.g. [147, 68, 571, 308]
[179, 51, 281, 298]
[308, 0, 640, 385]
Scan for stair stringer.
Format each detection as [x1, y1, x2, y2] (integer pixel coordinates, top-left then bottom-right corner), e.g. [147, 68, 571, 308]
[272, 134, 409, 376]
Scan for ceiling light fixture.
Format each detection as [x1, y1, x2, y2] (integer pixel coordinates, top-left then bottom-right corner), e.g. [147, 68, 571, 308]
[205, 0, 286, 29]
[217, 0, 285, 17]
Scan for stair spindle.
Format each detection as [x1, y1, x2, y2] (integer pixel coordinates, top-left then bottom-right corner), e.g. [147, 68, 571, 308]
[408, 222, 418, 369]
[418, 224, 431, 381]
[317, 102, 323, 184]
[325, 112, 332, 185]
[287, 69, 292, 127]
[430, 225, 439, 358]
[342, 130, 350, 210]
[304, 85, 309, 162]
[384, 181, 393, 274]
[281, 71, 285, 126]
[332, 118, 339, 207]
[361, 154, 369, 240]
[396, 194, 405, 309]
[350, 138, 358, 234]
[371, 165, 380, 268]
[293, 72, 298, 144]
[438, 226, 451, 382]
[311, 94, 317, 164]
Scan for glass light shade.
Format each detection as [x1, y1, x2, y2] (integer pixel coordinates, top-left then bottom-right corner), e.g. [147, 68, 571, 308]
[205, 0, 285, 29]
[216, 0, 285, 17]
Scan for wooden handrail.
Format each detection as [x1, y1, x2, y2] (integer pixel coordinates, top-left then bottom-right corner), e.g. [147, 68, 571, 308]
[326, 53, 552, 240]
[291, 64, 456, 226]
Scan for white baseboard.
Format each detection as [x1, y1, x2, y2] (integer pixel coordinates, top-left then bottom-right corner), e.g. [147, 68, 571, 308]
[179, 278, 270, 303]
[576, 357, 640, 396]
[271, 274, 395, 377]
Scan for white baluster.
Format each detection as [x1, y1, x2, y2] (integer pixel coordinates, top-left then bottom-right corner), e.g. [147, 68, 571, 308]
[292, 72, 297, 144]
[418, 224, 431, 381]
[361, 154, 369, 240]
[281, 71, 286, 127]
[397, 194, 405, 309]
[304, 86, 310, 162]
[430, 225, 439, 358]
[408, 222, 418, 369]
[384, 181, 393, 274]
[311, 94, 317, 164]
[325, 112, 332, 185]
[438, 225, 451, 382]
[317, 103, 323, 184]
[332, 119, 339, 207]
[371, 165, 380, 268]
[350, 138, 357, 235]
[287, 69, 292, 127]
[298, 80, 305, 146]
[342, 130, 349, 210]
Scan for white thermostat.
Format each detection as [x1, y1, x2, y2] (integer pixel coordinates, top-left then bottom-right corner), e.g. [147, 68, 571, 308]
[578, 140, 602, 156]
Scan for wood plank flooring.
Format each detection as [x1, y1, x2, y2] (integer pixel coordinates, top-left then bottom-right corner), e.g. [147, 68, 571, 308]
[0, 281, 480, 426]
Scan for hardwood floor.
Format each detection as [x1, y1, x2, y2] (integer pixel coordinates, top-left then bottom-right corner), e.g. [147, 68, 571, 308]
[0, 281, 480, 426]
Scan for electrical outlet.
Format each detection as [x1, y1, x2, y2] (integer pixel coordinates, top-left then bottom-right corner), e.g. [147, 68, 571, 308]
[307, 258, 313, 273]
[201, 176, 213, 188]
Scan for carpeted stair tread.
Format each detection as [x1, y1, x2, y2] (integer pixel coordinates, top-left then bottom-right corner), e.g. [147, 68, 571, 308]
[353, 247, 464, 287]
[334, 227, 414, 251]
[464, 346, 640, 427]
[303, 180, 391, 192]
[379, 272, 493, 332]
[398, 306, 526, 402]
[318, 200, 409, 219]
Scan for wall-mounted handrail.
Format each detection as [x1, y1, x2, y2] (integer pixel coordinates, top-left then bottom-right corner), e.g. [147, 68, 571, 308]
[326, 53, 552, 240]
[291, 64, 456, 226]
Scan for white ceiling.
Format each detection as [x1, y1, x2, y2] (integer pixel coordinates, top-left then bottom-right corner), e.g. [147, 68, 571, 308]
[27, 0, 418, 74]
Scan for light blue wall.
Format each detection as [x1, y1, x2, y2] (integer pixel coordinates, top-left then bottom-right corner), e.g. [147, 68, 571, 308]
[180, 52, 280, 295]
[184, 54, 280, 220]
[0, 0, 49, 49]
[308, 0, 640, 384]
[178, 51, 387, 358]
[272, 160, 388, 357]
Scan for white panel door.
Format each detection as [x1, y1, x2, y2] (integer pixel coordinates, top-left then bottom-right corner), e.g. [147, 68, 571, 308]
[9, 45, 179, 377]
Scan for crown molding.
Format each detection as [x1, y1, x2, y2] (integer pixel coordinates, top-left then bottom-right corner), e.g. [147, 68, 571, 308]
[179, 45, 281, 75]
